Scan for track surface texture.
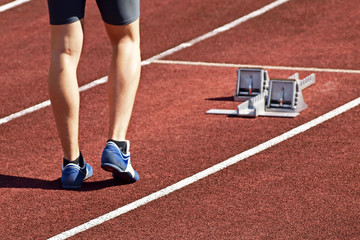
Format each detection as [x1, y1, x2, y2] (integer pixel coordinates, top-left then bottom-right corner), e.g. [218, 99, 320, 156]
[1, 0, 359, 239]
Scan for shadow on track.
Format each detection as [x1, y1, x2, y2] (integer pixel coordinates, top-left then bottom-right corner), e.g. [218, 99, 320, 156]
[0, 174, 134, 191]
[205, 96, 234, 102]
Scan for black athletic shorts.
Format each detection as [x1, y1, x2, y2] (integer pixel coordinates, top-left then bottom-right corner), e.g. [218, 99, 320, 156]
[47, 0, 140, 25]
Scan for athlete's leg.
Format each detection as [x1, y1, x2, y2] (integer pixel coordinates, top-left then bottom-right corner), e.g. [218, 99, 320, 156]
[104, 19, 141, 141]
[48, 20, 84, 160]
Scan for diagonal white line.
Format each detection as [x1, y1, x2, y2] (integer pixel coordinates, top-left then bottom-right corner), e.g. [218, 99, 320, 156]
[48, 97, 360, 240]
[0, 76, 108, 125]
[142, 0, 291, 65]
[0, 0, 30, 13]
[0, 100, 51, 125]
[0, 0, 291, 126]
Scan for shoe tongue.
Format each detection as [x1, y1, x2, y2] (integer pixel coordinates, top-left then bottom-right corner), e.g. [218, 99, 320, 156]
[108, 140, 129, 154]
[119, 144, 127, 154]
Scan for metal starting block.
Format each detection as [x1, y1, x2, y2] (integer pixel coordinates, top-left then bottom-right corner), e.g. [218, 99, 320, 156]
[234, 68, 269, 101]
[206, 69, 315, 118]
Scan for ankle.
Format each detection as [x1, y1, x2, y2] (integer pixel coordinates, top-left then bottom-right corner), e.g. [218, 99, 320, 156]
[108, 139, 129, 154]
[63, 152, 84, 167]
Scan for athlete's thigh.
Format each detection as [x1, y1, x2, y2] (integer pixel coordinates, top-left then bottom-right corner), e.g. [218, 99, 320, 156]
[96, 0, 140, 26]
[47, 0, 86, 25]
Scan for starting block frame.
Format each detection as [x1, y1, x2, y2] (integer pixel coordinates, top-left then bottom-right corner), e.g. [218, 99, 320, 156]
[234, 68, 269, 101]
[207, 68, 315, 118]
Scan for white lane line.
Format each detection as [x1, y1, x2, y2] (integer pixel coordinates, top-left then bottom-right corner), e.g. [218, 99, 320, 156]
[0, 0, 291, 126]
[0, 100, 51, 125]
[142, 0, 291, 65]
[0, 0, 30, 13]
[48, 96, 360, 240]
[0, 77, 108, 125]
[153, 60, 360, 74]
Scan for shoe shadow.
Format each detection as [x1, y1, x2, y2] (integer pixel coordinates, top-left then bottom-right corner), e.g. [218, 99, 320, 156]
[0, 174, 133, 191]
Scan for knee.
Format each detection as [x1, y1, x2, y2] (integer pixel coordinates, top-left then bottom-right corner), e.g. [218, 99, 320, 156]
[51, 42, 82, 58]
[59, 47, 81, 57]
[49, 23, 83, 63]
[105, 20, 140, 48]
[109, 32, 140, 51]
[50, 44, 82, 70]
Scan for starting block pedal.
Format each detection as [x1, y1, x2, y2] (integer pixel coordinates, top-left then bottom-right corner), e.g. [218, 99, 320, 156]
[234, 68, 269, 101]
[206, 68, 315, 118]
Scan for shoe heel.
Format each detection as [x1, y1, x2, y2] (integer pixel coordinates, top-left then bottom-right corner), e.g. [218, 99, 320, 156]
[101, 163, 117, 173]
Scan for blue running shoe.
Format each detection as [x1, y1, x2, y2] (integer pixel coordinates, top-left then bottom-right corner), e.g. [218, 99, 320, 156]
[101, 140, 139, 183]
[61, 158, 93, 189]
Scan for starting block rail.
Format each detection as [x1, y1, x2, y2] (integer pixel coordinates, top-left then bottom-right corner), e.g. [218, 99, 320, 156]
[206, 68, 316, 118]
[299, 73, 316, 90]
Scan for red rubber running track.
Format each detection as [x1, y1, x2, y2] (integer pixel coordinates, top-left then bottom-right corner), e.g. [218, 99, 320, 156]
[0, 0, 359, 239]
